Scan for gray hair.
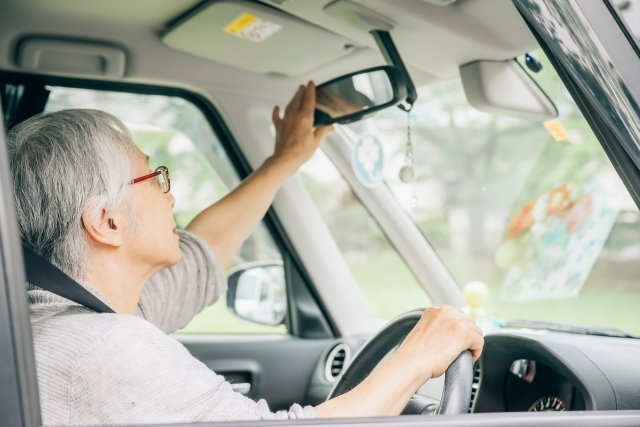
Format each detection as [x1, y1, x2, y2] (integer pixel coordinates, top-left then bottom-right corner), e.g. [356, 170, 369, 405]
[8, 109, 138, 281]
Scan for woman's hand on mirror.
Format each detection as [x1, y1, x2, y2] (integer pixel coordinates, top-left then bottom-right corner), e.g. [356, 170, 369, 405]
[269, 81, 333, 176]
[187, 82, 332, 268]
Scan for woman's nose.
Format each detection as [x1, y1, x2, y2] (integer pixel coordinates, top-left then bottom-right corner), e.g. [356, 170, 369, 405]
[167, 191, 175, 209]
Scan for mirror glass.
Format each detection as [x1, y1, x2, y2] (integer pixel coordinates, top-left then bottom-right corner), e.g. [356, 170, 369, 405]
[315, 69, 394, 120]
[233, 264, 286, 326]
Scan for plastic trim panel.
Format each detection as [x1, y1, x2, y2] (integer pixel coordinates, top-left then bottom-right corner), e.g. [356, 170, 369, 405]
[60, 410, 640, 427]
[0, 79, 41, 426]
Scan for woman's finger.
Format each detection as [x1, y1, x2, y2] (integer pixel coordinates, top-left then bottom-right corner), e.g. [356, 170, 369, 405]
[446, 309, 476, 324]
[462, 320, 484, 337]
[471, 347, 483, 363]
[469, 334, 484, 362]
[285, 85, 305, 114]
[272, 106, 282, 127]
[300, 81, 316, 115]
[313, 124, 334, 142]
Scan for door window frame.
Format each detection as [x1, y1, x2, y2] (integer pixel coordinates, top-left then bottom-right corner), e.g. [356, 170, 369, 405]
[0, 70, 336, 340]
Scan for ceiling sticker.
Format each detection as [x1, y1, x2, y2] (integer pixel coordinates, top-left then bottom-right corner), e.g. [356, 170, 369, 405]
[352, 134, 384, 188]
[223, 13, 282, 43]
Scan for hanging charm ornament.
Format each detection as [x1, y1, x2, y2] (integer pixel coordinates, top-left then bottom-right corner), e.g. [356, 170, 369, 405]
[398, 110, 418, 209]
[399, 110, 415, 183]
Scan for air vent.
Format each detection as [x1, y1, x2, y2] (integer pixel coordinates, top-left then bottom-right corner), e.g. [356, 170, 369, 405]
[468, 362, 482, 413]
[325, 344, 351, 382]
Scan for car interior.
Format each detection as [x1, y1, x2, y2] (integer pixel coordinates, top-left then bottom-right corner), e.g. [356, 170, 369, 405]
[3, 0, 640, 426]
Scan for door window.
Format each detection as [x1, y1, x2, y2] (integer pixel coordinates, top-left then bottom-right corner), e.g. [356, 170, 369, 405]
[366, 50, 640, 336]
[614, 1, 640, 38]
[45, 87, 285, 334]
[299, 149, 431, 320]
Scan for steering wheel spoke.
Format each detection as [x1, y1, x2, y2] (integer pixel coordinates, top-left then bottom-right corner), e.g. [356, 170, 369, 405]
[402, 395, 439, 415]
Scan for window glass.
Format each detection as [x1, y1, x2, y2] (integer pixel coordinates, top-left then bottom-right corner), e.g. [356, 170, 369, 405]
[45, 87, 285, 334]
[299, 149, 431, 320]
[366, 49, 640, 336]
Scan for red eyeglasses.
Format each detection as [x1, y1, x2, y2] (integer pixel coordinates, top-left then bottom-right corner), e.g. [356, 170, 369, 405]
[131, 166, 171, 193]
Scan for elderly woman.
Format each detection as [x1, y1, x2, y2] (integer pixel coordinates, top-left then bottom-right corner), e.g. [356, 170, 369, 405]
[8, 82, 483, 426]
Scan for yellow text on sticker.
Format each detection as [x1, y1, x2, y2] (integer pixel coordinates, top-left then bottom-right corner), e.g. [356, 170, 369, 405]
[224, 13, 258, 35]
[543, 119, 570, 141]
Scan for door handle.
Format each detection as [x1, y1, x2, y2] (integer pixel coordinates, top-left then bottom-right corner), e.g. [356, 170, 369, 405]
[231, 382, 252, 395]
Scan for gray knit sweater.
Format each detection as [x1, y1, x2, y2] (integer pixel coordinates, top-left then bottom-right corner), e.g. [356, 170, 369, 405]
[29, 230, 316, 426]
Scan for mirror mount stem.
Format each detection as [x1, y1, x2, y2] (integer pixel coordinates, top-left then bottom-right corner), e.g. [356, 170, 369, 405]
[370, 30, 417, 109]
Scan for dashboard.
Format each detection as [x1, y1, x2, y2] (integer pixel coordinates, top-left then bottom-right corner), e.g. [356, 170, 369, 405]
[308, 329, 640, 412]
[409, 329, 638, 413]
[471, 331, 640, 412]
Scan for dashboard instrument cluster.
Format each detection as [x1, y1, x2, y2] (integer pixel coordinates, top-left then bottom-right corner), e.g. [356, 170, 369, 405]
[503, 359, 585, 412]
[470, 334, 597, 413]
[410, 331, 640, 414]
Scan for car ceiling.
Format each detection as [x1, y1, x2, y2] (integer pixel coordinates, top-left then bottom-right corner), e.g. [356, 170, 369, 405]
[0, 0, 538, 103]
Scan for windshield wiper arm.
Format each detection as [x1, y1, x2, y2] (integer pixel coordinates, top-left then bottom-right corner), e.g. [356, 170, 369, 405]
[505, 319, 636, 338]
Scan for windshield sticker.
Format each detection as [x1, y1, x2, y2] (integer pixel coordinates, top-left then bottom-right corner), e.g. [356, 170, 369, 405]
[497, 179, 618, 301]
[543, 119, 570, 141]
[352, 134, 384, 188]
[223, 13, 281, 43]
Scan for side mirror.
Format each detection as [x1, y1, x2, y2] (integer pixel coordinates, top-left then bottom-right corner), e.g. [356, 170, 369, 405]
[460, 59, 558, 122]
[227, 261, 286, 326]
[314, 65, 407, 126]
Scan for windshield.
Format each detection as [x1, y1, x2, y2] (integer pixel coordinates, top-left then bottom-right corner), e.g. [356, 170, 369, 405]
[362, 49, 640, 336]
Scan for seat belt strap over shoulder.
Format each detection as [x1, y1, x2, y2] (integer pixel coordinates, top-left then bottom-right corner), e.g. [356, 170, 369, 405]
[21, 241, 114, 314]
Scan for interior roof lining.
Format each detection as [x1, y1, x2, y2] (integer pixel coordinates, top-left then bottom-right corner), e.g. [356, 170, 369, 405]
[253, 0, 539, 79]
[0, 0, 538, 101]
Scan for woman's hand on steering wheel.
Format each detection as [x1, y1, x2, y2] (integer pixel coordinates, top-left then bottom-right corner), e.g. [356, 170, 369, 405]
[395, 306, 484, 383]
[315, 306, 484, 418]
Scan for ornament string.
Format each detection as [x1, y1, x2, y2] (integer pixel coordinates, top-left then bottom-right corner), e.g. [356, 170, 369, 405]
[398, 109, 417, 209]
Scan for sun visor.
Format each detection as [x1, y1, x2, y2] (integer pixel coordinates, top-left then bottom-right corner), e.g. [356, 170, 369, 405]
[162, 0, 360, 76]
[460, 59, 558, 122]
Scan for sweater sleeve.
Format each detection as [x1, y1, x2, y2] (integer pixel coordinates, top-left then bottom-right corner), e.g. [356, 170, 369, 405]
[68, 319, 316, 425]
[137, 229, 226, 333]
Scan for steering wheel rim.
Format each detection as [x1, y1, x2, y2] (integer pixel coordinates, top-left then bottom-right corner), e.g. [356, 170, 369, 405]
[326, 309, 473, 415]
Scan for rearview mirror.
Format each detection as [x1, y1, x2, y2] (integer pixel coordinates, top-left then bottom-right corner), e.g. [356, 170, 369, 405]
[314, 65, 407, 126]
[227, 261, 286, 326]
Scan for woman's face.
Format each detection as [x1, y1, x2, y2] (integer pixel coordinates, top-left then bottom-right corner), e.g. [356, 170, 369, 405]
[125, 147, 181, 270]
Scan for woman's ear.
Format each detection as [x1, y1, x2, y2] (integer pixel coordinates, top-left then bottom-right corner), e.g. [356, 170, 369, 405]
[82, 208, 125, 248]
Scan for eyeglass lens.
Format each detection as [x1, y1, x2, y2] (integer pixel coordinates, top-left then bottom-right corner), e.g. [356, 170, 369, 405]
[154, 167, 170, 193]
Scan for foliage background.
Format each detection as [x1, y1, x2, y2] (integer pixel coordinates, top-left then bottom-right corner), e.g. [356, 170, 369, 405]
[368, 50, 640, 335]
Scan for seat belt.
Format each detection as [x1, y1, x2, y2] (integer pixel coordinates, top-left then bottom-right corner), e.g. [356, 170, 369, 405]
[21, 241, 114, 314]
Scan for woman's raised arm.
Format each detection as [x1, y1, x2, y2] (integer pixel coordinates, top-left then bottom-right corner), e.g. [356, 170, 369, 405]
[186, 82, 332, 268]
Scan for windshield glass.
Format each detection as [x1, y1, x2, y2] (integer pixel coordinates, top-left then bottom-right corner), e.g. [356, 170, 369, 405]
[299, 149, 431, 320]
[363, 49, 640, 336]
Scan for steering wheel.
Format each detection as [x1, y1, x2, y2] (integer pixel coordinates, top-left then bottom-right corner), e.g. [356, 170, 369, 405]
[327, 310, 473, 415]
